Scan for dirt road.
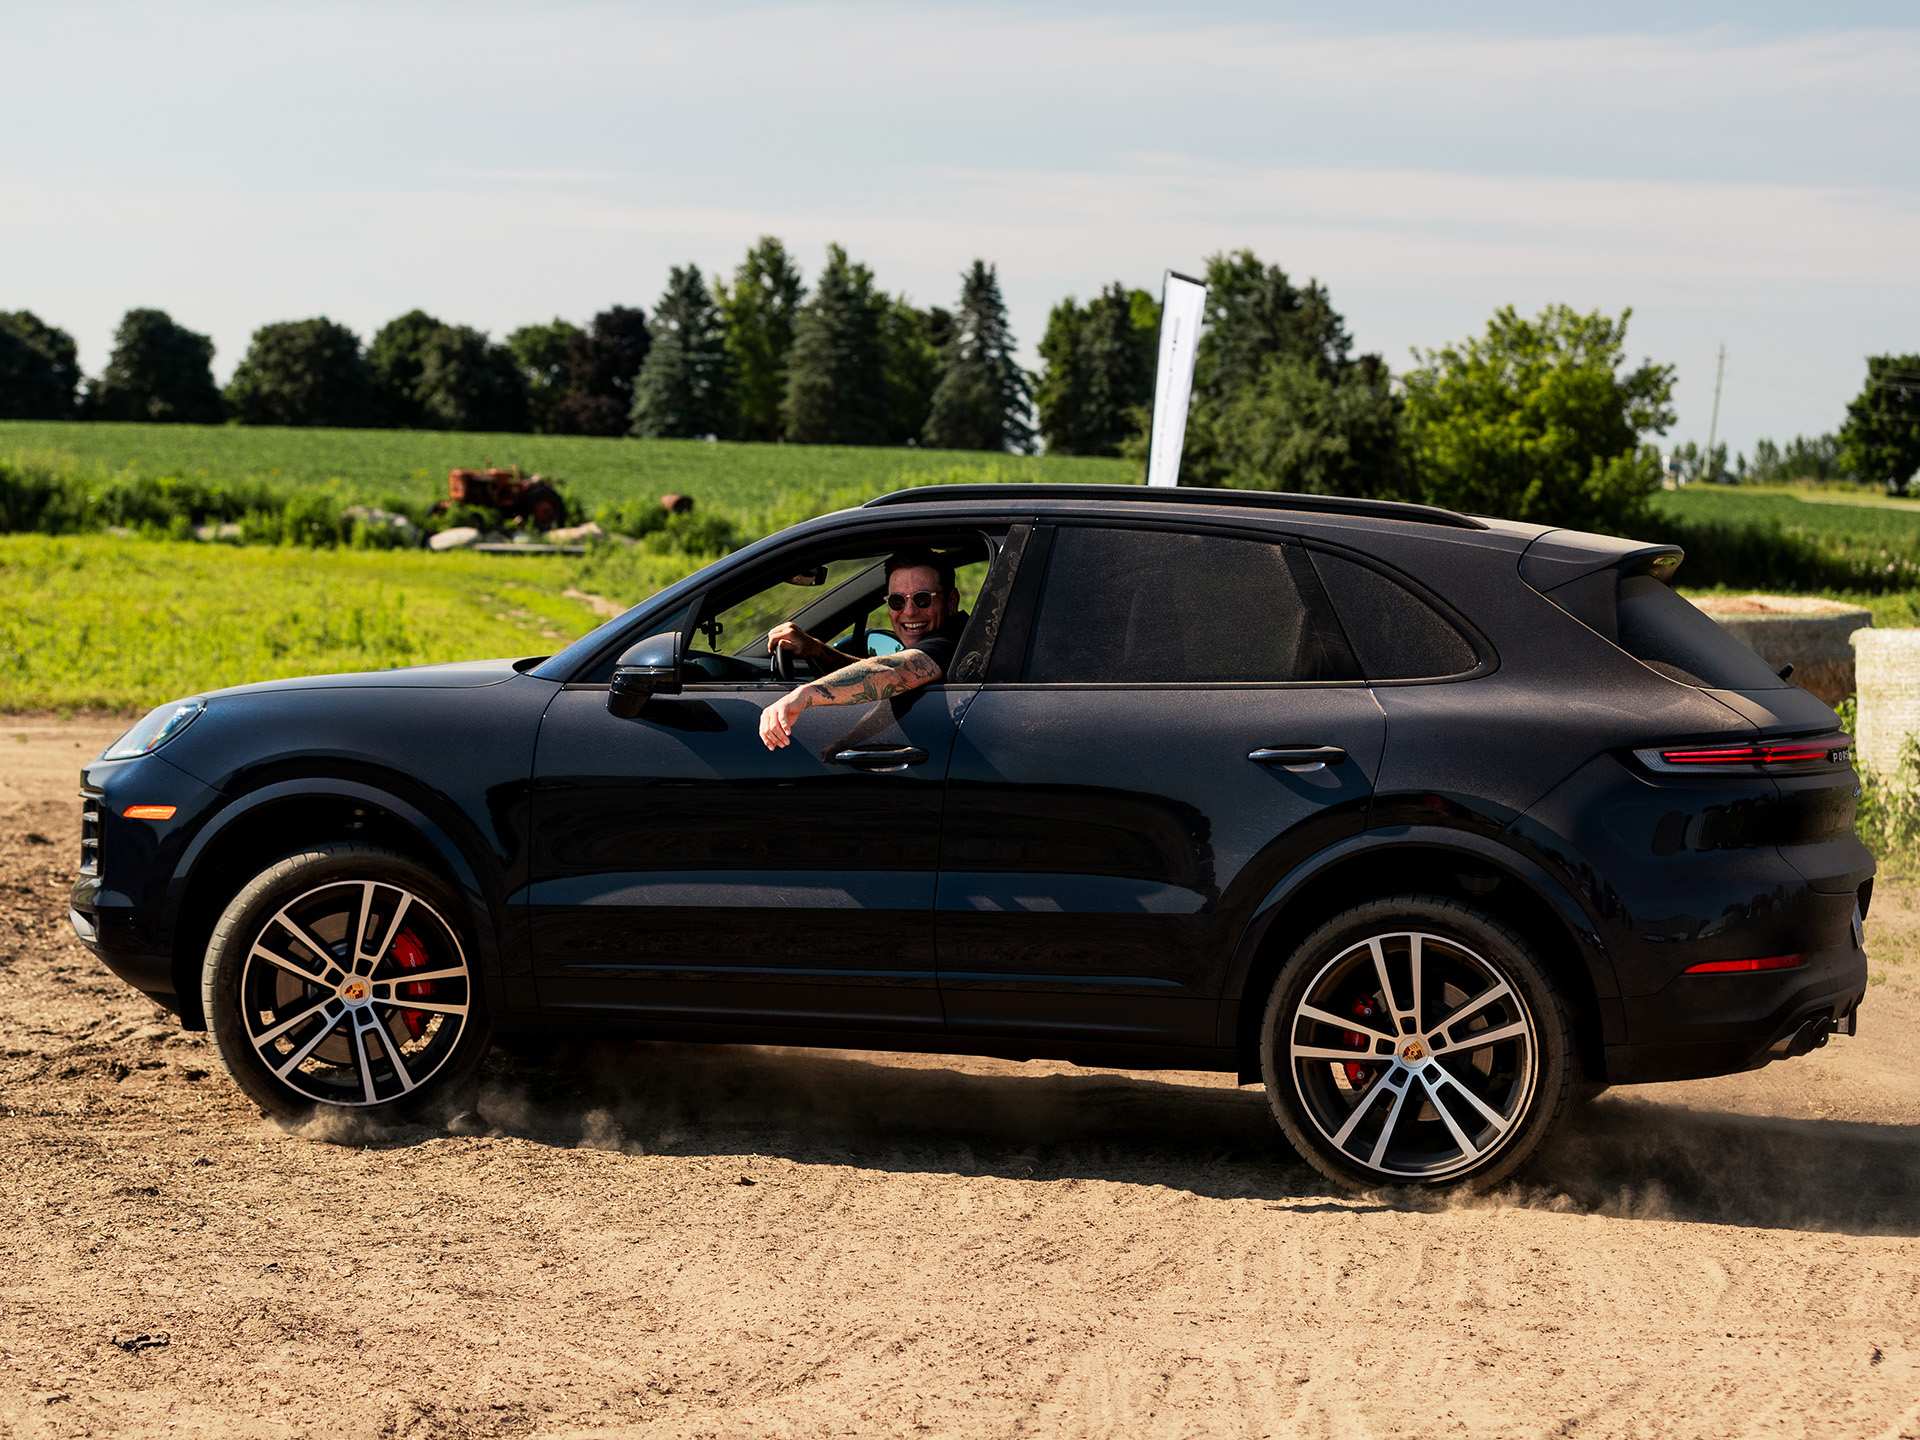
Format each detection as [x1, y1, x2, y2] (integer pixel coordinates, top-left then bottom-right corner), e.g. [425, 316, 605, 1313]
[2, 716, 1916, 1439]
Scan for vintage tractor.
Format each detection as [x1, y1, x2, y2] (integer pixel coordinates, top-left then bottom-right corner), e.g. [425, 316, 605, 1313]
[432, 467, 568, 530]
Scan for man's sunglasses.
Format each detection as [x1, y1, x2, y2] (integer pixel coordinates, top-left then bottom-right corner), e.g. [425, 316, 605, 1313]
[886, 591, 939, 613]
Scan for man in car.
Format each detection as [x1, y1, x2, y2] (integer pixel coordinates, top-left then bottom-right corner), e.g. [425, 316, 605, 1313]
[757, 548, 968, 750]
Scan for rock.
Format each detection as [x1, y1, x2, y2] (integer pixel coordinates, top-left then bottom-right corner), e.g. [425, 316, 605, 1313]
[660, 493, 694, 514]
[546, 521, 605, 545]
[192, 522, 243, 542]
[427, 526, 482, 551]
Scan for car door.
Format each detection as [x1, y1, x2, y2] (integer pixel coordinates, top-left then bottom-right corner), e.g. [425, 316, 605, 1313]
[936, 521, 1387, 1047]
[526, 528, 1018, 1033]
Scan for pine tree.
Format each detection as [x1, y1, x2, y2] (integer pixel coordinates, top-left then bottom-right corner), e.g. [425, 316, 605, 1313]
[782, 245, 889, 445]
[923, 261, 1034, 453]
[717, 238, 805, 441]
[630, 265, 735, 439]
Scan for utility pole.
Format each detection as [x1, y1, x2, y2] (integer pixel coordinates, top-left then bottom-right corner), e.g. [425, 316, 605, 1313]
[1703, 343, 1725, 482]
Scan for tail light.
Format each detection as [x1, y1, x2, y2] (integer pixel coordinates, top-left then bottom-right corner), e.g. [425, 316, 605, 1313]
[1635, 736, 1852, 774]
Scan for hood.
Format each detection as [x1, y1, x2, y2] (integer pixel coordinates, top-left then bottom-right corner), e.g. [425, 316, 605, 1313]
[196, 657, 538, 701]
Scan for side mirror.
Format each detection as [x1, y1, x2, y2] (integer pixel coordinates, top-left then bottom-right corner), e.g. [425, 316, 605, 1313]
[608, 630, 683, 718]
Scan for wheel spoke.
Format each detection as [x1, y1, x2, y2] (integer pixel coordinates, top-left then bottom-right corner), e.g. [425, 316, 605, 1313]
[350, 882, 377, 972]
[1448, 1019, 1529, 1052]
[273, 1010, 345, 1078]
[1298, 1004, 1394, 1046]
[1367, 936, 1395, 1017]
[1367, 1078, 1412, 1169]
[1407, 934, 1424, 1033]
[1430, 1065, 1512, 1134]
[251, 944, 335, 986]
[1420, 1069, 1482, 1162]
[376, 997, 467, 1019]
[1331, 1072, 1391, 1149]
[349, 1014, 379, 1104]
[1291, 1043, 1375, 1063]
[253, 995, 333, 1046]
[365, 892, 413, 977]
[274, 911, 339, 973]
[379, 1025, 417, 1094]
[1427, 981, 1512, 1042]
[382, 965, 465, 988]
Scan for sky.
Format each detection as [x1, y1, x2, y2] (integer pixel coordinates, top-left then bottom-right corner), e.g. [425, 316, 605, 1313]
[6, 0, 1917, 457]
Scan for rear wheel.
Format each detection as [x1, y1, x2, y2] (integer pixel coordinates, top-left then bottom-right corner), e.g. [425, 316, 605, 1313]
[1259, 896, 1573, 1190]
[202, 845, 491, 1121]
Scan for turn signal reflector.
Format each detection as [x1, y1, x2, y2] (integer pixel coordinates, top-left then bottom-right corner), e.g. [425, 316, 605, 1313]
[1683, 954, 1803, 975]
[122, 804, 177, 821]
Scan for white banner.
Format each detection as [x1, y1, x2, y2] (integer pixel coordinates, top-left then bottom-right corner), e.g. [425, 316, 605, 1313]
[1146, 270, 1208, 487]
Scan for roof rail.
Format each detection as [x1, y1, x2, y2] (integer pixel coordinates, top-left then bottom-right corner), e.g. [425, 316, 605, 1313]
[861, 483, 1486, 531]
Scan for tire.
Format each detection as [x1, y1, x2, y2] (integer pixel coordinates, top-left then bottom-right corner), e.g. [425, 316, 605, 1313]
[201, 844, 491, 1122]
[1258, 896, 1574, 1191]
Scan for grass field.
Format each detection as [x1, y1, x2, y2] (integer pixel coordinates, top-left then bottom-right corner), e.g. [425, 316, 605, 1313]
[0, 421, 1138, 519]
[0, 534, 704, 711]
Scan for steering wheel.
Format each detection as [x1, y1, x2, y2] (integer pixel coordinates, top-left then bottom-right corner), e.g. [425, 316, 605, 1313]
[772, 643, 797, 683]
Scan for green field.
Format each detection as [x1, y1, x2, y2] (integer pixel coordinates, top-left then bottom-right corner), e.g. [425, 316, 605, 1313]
[0, 534, 706, 711]
[0, 420, 1137, 519]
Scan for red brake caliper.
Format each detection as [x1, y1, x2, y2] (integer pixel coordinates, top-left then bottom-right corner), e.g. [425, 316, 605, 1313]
[390, 929, 433, 1039]
[1341, 995, 1380, 1088]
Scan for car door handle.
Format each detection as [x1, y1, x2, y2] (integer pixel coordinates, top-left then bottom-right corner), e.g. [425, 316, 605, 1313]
[830, 745, 929, 771]
[1248, 745, 1347, 772]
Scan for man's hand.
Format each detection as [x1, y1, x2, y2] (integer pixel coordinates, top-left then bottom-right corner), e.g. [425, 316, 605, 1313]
[758, 686, 812, 750]
[767, 621, 824, 664]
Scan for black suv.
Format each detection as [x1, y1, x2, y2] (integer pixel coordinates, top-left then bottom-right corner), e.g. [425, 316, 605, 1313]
[70, 485, 1873, 1189]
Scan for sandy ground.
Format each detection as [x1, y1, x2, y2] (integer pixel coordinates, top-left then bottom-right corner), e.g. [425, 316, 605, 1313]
[1, 715, 1916, 1440]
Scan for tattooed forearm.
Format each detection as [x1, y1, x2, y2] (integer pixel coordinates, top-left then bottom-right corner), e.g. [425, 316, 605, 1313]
[802, 650, 942, 707]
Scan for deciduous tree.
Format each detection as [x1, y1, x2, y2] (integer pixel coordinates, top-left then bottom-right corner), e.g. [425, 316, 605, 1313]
[630, 266, 735, 439]
[1401, 304, 1674, 530]
[1840, 355, 1920, 494]
[1036, 283, 1156, 456]
[368, 310, 446, 427]
[414, 324, 530, 432]
[879, 299, 946, 445]
[552, 306, 650, 437]
[224, 317, 375, 427]
[88, 308, 224, 423]
[924, 260, 1033, 453]
[0, 311, 81, 419]
[508, 319, 585, 433]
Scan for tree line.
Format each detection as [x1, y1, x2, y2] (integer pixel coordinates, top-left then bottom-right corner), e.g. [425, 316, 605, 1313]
[4, 238, 1916, 528]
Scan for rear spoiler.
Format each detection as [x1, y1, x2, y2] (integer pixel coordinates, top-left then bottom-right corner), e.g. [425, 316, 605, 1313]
[1520, 529, 1685, 642]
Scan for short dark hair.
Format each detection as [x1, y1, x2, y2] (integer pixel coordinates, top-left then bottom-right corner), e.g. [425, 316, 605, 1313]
[884, 547, 956, 593]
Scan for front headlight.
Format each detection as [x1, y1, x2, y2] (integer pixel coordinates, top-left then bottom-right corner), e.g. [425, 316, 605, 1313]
[102, 699, 207, 760]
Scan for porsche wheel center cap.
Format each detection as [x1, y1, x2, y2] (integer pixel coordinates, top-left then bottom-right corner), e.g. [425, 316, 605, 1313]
[339, 977, 371, 1004]
[1400, 1039, 1427, 1063]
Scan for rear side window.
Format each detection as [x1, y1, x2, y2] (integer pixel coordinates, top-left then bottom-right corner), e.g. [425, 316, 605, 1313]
[1023, 526, 1356, 683]
[1309, 549, 1479, 680]
[1615, 575, 1786, 690]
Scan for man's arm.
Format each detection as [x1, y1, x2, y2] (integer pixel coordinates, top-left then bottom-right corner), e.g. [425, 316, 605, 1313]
[766, 620, 861, 672]
[758, 650, 943, 750]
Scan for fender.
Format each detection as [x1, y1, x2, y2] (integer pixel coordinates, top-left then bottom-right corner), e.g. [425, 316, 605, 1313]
[1220, 824, 1618, 1011]
[165, 774, 506, 981]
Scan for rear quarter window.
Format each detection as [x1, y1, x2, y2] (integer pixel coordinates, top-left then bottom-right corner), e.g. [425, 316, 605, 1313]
[1614, 575, 1787, 690]
[1308, 549, 1479, 680]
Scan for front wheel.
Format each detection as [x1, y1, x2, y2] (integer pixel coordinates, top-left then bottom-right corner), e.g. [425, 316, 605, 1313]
[1259, 897, 1573, 1191]
[202, 844, 491, 1121]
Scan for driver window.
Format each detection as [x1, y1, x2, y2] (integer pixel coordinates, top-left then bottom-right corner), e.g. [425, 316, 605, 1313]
[698, 556, 879, 658]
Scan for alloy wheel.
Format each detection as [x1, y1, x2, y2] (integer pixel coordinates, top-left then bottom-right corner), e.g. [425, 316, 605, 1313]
[1288, 930, 1538, 1182]
[237, 879, 472, 1108]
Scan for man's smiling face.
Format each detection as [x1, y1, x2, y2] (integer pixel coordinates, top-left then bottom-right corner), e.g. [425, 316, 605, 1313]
[885, 563, 950, 647]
